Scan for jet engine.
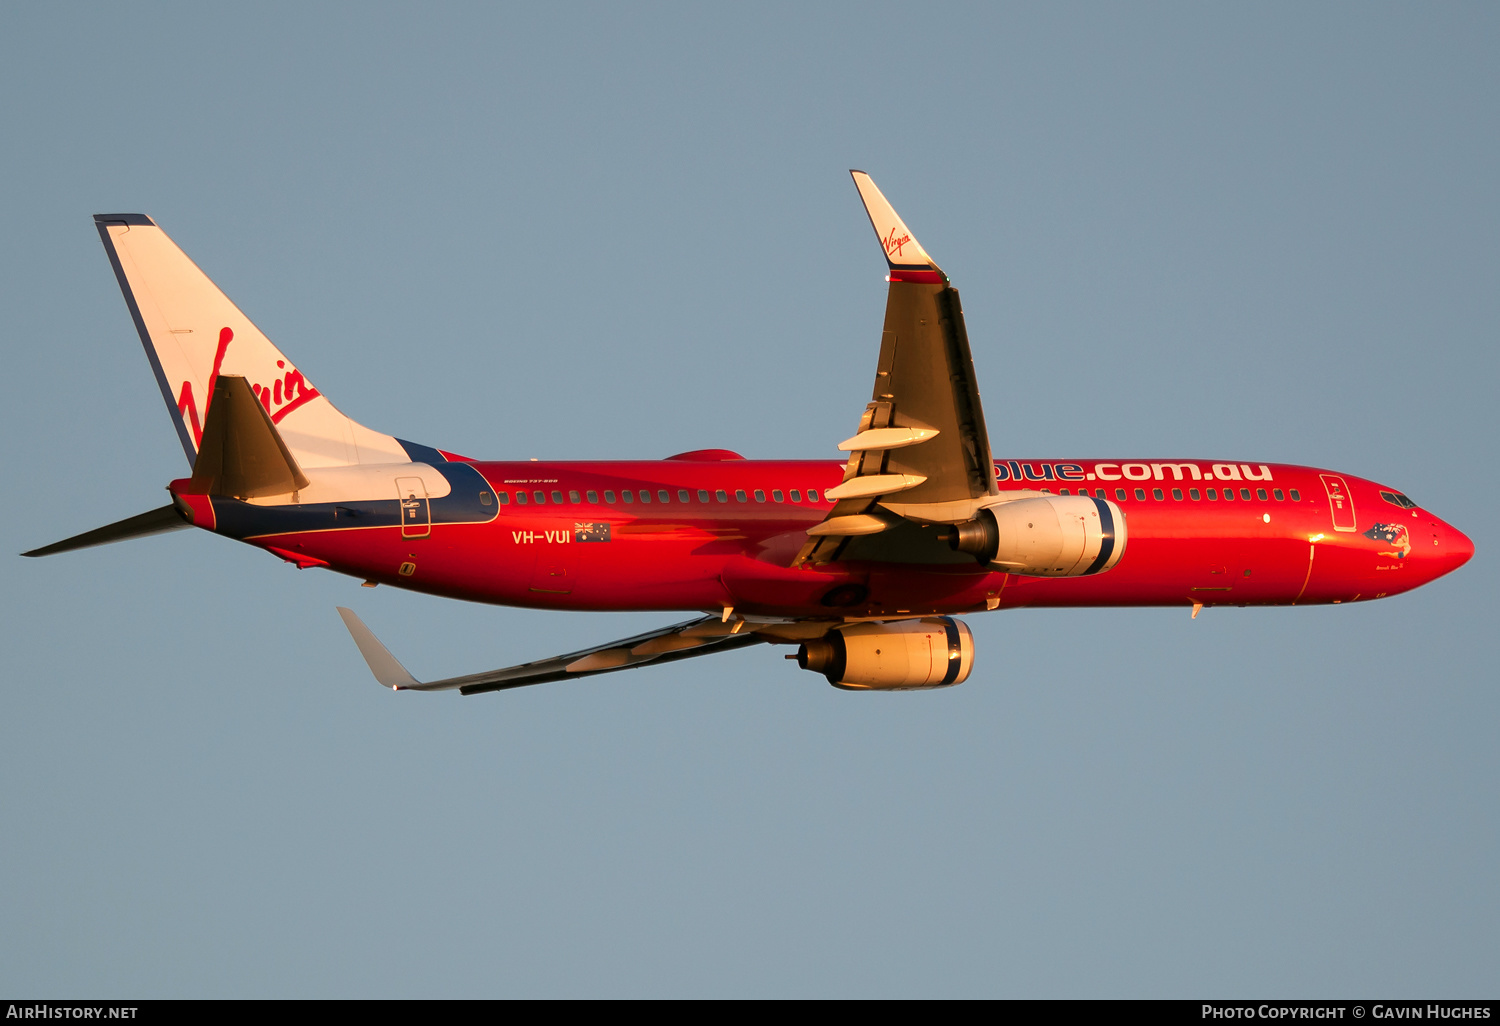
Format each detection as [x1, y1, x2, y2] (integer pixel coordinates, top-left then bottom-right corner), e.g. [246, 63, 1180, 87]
[795, 617, 974, 690]
[947, 494, 1125, 577]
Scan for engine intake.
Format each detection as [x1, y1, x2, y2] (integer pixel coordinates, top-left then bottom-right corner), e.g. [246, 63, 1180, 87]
[948, 495, 1126, 576]
[796, 617, 974, 690]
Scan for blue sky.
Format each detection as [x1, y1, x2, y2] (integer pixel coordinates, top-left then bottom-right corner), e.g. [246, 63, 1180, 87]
[2, 3, 1496, 996]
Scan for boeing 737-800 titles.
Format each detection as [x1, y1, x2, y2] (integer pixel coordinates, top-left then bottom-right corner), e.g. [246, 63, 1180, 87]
[24, 172, 1473, 693]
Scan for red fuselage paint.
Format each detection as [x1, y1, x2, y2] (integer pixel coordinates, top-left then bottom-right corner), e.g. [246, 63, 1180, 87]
[184, 458, 1472, 618]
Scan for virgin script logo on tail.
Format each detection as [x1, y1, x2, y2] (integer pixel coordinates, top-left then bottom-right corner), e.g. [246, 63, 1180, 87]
[173, 327, 321, 447]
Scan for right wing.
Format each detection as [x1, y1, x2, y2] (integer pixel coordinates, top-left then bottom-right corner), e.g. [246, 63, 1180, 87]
[337, 608, 772, 696]
[795, 171, 998, 565]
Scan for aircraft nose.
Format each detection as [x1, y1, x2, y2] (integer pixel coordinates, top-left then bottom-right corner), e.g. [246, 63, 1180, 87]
[1447, 524, 1475, 569]
[1426, 517, 1474, 578]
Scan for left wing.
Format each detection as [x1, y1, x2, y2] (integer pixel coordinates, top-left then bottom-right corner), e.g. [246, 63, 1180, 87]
[796, 171, 998, 565]
[337, 608, 771, 696]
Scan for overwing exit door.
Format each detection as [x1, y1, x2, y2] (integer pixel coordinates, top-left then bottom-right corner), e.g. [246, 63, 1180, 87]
[397, 477, 430, 539]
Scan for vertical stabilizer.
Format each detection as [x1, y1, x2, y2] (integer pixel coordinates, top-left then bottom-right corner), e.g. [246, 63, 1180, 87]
[94, 214, 409, 469]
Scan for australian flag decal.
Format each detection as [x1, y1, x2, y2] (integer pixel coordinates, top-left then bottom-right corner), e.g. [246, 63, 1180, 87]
[573, 522, 611, 543]
[1362, 522, 1411, 558]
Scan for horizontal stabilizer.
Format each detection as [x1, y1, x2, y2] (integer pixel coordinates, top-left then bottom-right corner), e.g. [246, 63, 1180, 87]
[22, 504, 189, 557]
[188, 375, 310, 498]
[336, 608, 769, 695]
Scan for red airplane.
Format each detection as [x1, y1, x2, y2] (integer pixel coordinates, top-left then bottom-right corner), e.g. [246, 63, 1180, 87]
[25, 172, 1473, 694]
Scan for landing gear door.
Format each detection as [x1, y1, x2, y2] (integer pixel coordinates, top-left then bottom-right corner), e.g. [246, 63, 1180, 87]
[397, 476, 431, 539]
[1320, 474, 1357, 533]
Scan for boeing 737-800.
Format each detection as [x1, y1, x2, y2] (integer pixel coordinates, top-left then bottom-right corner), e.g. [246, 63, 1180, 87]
[24, 172, 1473, 693]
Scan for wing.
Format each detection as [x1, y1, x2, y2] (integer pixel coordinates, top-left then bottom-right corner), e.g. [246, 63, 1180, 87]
[796, 172, 998, 565]
[337, 608, 772, 696]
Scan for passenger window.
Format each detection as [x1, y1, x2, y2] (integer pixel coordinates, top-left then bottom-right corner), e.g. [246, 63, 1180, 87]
[735, 489, 747, 502]
[480, 491, 493, 506]
[569, 490, 581, 503]
[1289, 489, 1301, 502]
[808, 489, 820, 502]
[698, 490, 710, 502]
[1059, 488, 1070, 495]
[551, 490, 564, 504]
[1189, 488, 1200, 501]
[604, 490, 616, 503]
[1240, 488, 1252, 501]
[715, 489, 728, 502]
[790, 489, 802, 502]
[772, 489, 784, 502]
[1115, 488, 1126, 501]
[1223, 488, 1233, 501]
[1134, 488, 1146, 501]
[658, 489, 670, 503]
[586, 490, 599, 503]
[1206, 488, 1217, 500]
[754, 489, 766, 502]
[1256, 488, 1267, 501]
[1172, 488, 1183, 501]
[678, 489, 691, 502]
[1273, 489, 1284, 501]
[513, 491, 526, 505]
[1153, 488, 1164, 500]
[622, 490, 634, 503]
[533, 491, 546, 504]
[638, 489, 651, 503]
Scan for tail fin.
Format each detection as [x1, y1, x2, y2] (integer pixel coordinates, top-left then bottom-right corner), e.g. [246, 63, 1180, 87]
[95, 214, 408, 470]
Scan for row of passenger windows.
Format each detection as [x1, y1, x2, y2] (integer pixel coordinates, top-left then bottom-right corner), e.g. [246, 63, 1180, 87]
[473, 482, 1305, 507]
[1058, 486, 1302, 503]
[478, 487, 823, 507]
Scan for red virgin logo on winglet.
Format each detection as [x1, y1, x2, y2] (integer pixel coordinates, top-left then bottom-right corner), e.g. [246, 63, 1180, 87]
[883, 227, 912, 259]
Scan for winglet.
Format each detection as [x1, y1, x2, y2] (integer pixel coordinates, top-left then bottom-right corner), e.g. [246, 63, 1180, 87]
[850, 171, 945, 284]
[337, 607, 420, 690]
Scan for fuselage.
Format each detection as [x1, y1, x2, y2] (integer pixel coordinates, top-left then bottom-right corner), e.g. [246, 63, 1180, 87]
[170, 452, 1473, 619]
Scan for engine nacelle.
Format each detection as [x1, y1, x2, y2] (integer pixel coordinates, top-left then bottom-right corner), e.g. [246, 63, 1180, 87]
[948, 494, 1125, 576]
[796, 617, 974, 690]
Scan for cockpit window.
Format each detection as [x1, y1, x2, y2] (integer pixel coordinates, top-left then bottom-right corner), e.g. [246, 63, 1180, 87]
[1381, 490, 1419, 509]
